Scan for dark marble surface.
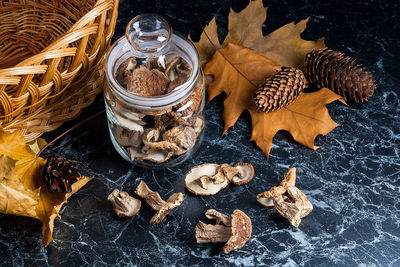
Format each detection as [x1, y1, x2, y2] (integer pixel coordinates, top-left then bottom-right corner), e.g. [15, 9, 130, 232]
[1, 0, 400, 266]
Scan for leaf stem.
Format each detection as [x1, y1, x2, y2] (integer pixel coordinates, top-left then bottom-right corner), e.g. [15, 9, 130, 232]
[36, 110, 105, 158]
[195, 13, 258, 88]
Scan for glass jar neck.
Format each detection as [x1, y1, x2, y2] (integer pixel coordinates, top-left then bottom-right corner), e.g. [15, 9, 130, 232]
[105, 33, 200, 111]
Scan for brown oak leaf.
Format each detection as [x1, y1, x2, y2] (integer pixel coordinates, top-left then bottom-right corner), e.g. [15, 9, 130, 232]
[205, 43, 341, 158]
[192, 0, 325, 70]
[0, 128, 91, 246]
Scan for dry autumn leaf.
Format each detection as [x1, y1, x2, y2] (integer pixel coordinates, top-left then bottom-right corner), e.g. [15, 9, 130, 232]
[193, 0, 325, 70]
[193, 0, 342, 158]
[0, 128, 91, 246]
[205, 44, 341, 157]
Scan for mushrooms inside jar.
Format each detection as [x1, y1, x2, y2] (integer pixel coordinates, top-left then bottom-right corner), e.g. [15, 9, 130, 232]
[111, 55, 204, 163]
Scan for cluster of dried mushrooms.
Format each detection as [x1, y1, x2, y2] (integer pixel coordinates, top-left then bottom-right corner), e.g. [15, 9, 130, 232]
[184, 162, 254, 196]
[116, 55, 192, 96]
[107, 180, 184, 224]
[112, 55, 204, 163]
[196, 209, 252, 254]
[108, 165, 313, 255]
[257, 168, 313, 227]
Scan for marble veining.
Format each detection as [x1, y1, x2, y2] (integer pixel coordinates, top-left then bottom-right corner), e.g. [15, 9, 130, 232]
[1, 0, 400, 266]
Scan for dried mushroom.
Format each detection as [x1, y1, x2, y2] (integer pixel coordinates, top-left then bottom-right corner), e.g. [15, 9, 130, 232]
[115, 57, 137, 87]
[115, 113, 144, 133]
[142, 128, 181, 153]
[128, 147, 174, 163]
[184, 164, 230, 196]
[184, 162, 255, 196]
[173, 84, 203, 118]
[107, 189, 141, 218]
[273, 186, 313, 227]
[256, 168, 313, 227]
[115, 55, 192, 97]
[134, 180, 184, 224]
[162, 126, 196, 155]
[112, 125, 142, 147]
[195, 209, 252, 254]
[231, 163, 254, 185]
[127, 66, 170, 96]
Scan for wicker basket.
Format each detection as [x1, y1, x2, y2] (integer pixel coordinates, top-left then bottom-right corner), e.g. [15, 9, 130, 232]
[0, 0, 119, 141]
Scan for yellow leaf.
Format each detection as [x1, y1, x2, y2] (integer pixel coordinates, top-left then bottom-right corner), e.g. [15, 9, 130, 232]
[15, 156, 46, 191]
[37, 176, 91, 247]
[27, 138, 47, 154]
[0, 129, 92, 246]
[205, 43, 342, 158]
[0, 128, 36, 161]
[0, 155, 39, 218]
[0, 154, 17, 180]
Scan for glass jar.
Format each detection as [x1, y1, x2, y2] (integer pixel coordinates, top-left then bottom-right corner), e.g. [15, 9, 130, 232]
[104, 14, 205, 168]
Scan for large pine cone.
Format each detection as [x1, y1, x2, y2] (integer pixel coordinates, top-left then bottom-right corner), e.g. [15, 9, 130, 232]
[42, 157, 80, 193]
[304, 48, 376, 102]
[253, 67, 306, 113]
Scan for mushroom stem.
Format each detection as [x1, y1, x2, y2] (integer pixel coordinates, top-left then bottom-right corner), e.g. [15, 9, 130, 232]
[134, 180, 184, 224]
[195, 221, 232, 243]
[135, 180, 166, 210]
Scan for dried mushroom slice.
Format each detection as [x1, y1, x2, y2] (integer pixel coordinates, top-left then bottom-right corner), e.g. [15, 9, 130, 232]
[231, 163, 254, 185]
[142, 128, 181, 153]
[127, 65, 170, 96]
[162, 126, 197, 155]
[134, 180, 184, 224]
[185, 162, 255, 196]
[112, 125, 141, 147]
[128, 147, 174, 163]
[115, 57, 137, 87]
[173, 84, 202, 117]
[184, 164, 230, 196]
[257, 168, 313, 227]
[107, 189, 141, 218]
[195, 209, 252, 254]
[115, 113, 144, 133]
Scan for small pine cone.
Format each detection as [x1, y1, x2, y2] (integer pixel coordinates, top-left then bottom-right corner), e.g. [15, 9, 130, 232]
[304, 48, 376, 102]
[253, 67, 306, 113]
[42, 157, 80, 193]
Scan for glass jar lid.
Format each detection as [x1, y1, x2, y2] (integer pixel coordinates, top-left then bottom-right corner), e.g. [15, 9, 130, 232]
[105, 14, 200, 111]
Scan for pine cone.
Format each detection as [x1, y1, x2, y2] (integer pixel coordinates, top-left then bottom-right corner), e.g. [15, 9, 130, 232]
[304, 48, 376, 102]
[253, 67, 306, 112]
[42, 157, 80, 193]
